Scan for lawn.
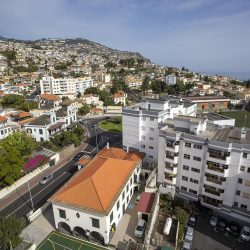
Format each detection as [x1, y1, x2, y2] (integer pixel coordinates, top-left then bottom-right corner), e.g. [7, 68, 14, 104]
[221, 111, 250, 128]
[99, 117, 122, 133]
[37, 231, 109, 250]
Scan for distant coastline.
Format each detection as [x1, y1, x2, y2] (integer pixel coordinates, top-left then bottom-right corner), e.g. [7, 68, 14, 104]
[201, 71, 250, 81]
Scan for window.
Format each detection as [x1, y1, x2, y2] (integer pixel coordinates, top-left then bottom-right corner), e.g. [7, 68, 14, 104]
[149, 137, 154, 140]
[194, 144, 202, 150]
[117, 200, 120, 210]
[243, 153, 247, 158]
[122, 191, 125, 200]
[184, 154, 190, 159]
[39, 129, 43, 135]
[189, 189, 197, 195]
[193, 156, 201, 162]
[76, 212, 80, 218]
[149, 155, 153, 159]
[240, 166, 245, 172]
[130, 178, 132, 185]
[190, 178, 199, 184]
[185, 142, 191, 148]
[141, 135, 145, 140]
[183, 165, 189, 171]
[182, 176, 188, 181]
[141, 144, 145, 149]
[238, 178, 243, 184]
[130, 189, 133, 196]
[234, 202, 238, 207]
[142, 117, 146, 121]
[248, 167, 250, 173]
[141, 126, 146, 131]
[59, 209, 66, 219]
[241, 204, 247, 209]
[236, 190, 241, 196]
[191, 167, 200, 173]
[126, 184, 129, 192]
[150, 117, 154, 121]
[126, 195, 129, 204]
[150, 128, 154, 131]
[110, 211, 113, 223]
[181, 186, 187, 191]
[91, 218, 100, 228]
[149, 146, 154, 149]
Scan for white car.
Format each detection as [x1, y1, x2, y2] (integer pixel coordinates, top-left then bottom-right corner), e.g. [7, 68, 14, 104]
[240, 226, 250, 242]
[135, 219, 146, 238]
[184, 226, 194, 242]
[182, 241, 192, 250]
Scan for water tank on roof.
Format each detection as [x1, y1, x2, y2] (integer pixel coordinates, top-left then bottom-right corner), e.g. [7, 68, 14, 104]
[163, 217, 172, 236]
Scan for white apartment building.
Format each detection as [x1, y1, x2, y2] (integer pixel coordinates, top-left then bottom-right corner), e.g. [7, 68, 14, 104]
[165, 75, 177, 85]
[158, 116, 250, 222]
[49, 147, 143, 245]
[122, 97, 197, 164]
[0, 116, 16, 140]
[40, 76, 93, 96]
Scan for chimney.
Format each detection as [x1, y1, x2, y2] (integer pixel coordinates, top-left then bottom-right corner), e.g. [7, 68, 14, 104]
[106, 142, 109, 149]
[126, 146, 129, 153]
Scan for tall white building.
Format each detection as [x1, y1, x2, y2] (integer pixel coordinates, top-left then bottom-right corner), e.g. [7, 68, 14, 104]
[165, 75, 177, 85]
[40, 76, 93, 96]
[158, 116, 250, 222]
[122, 97, 197, 164]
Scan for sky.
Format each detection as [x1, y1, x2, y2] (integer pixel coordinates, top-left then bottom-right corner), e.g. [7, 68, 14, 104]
[0, 0, 250, 73]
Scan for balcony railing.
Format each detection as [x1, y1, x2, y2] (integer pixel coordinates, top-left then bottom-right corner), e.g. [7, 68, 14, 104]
[209, 154, 228, 160]
[166, 155, 174, 160]
[206, 176, 224, 185]
[202, 197, 222, 207]
[204, 188, 221, 197]
[207, 165, 225, 173]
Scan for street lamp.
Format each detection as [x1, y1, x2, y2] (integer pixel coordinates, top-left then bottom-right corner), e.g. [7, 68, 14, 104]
[22, 170, 35, 212]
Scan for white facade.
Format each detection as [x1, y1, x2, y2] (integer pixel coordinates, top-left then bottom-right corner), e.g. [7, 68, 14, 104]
[158, 116, 250, 222]
[40, 76, 93, 96]
[165, 75, 176, 85]
[122, 98, 197, 164]
[0, 117, 16, 140]
[81, 95, 103, 107]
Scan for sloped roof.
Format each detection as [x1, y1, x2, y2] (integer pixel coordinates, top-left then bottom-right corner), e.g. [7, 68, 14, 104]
[27, 114, 51, 126]
[50, 147, 143, 214]
[112, 90, 126, 99]
[18, 117, 35, 126]
[56, 107, 67, 117]
[136, 192, 156, 213]
[40, 93, 60, 101]
[0, 116, 7, 123]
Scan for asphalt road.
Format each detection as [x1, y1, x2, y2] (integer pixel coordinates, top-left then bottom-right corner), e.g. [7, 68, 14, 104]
[0, 117, 122, 219]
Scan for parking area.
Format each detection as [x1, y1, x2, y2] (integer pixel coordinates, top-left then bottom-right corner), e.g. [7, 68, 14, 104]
[192, 214, 250, 250]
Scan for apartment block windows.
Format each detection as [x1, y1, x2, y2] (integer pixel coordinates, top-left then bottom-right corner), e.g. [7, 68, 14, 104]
[182, 176, 188, 181]
[91, 218, 100, 228]
[191, 167, 200, 173]
[193, 156, 201, 162]
[238, 178, 243, 184]
[184, 154, 190, 160]
[181, 186, 187, 191]
[110, 211, 113, 223]
[149, 155, 153, 159]
[248, 167, 250, 173]
[149, 146, 154, 149]
[149, 137, 154, 140]
[243, 153, 247, 158]
[183, 165, 189, 171]
[194, 144, 202, 150]
[190, 178, 199, 184]
[185, 142, 191, 148]
[150, 128, 154, 131]
[116, 200, 120, 210]
[236, 190, 241, 196]
[150, 117, 154, 121]
[241, 204, 247, 209]
[141, 144, 145, 149]
[39, 129, 43, 135]
[189, 189, 197, 195]
[234, 202, 238, 207]
[59, 209, 66, 219]
[141, 135, 145, 140]
[240, 166, 245, 172]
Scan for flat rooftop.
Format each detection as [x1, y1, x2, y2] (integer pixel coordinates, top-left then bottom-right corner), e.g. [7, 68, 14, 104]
[199, 112, 233, 121]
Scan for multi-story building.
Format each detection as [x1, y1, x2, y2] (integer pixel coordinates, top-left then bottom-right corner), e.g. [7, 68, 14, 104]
[111, 91, 127, 106]
[158, 116, 250, 222]
[49, 147, 143, 245]
[165, 75, 176, 85]
[122, 97, 197, 164]
[0, 116, 17, 140]
[40, 76, 93, 96]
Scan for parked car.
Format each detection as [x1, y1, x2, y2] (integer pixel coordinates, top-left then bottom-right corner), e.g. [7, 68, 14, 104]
[187, 214, 197, 227]
[182, 241, 192, 250]
[229, 221, 240, 236]
[216, 218, 227, 233]
[135, 219, 146, 238]
[184, 226, 193, 242]
[210, 215, 218, 227]
[240, 226, 250, 242]
[40, 174, 53, 184]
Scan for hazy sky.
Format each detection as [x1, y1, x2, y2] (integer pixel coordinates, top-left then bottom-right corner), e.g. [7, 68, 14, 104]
[0, 0, 250, 72]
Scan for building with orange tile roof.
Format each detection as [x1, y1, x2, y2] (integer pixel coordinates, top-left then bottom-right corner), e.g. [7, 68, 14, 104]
[111, 90, 127, 106]
[49, 147, 143, 244]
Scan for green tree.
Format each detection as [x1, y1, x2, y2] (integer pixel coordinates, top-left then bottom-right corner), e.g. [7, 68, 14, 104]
[174, 207, 189, 225]
[141, 76, 150, 94]
[159, 193, 173, 213]
[78, 103, 90, 115]
[0, 215, 25, 250]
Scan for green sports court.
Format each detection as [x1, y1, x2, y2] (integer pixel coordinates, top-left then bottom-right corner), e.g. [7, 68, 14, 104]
[37, 231, 110, 250]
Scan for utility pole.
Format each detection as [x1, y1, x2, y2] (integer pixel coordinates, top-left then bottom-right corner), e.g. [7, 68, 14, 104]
[26, 172, 35, 211]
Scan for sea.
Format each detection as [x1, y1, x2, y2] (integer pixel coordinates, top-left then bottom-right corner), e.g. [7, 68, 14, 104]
[200, 72, 250, 81]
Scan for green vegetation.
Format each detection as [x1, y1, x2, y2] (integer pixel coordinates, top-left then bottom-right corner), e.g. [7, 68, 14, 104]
[38, 127, 85, 152]
[0, 94, 38, 111]
[221, 111, 250, 128]
[99, 117, 122, 133]
[37, 231, 109, 250]
[85, 87, 114, 106]
[78, 103, 90, 115]
[0, 132, 35, 188]
[0, 215, 25, 250]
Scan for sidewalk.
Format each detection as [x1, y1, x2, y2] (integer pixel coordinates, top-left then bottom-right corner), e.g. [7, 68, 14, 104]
[0, 142, 88, 211]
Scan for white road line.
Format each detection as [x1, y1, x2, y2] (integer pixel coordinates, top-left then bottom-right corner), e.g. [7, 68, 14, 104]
[8, 171, 68, 216]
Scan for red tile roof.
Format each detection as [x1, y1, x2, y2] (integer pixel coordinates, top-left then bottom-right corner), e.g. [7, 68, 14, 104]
[0, 116, 7, 123]
[40, 93, 61, 101]
[136, 192, 156, 213]
[50, 147, 143, 214]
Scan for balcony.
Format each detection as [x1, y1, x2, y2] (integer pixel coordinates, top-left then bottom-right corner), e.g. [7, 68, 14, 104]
[165, 164, 178, 175]
[206, 164, 229, 177]
[164, 173, 177, 185]
[201, 196, 222, 208]
[205, 176, 224, 185]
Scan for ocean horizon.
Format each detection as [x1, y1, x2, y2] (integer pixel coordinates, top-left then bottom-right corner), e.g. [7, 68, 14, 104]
[200, 71, 250, 81]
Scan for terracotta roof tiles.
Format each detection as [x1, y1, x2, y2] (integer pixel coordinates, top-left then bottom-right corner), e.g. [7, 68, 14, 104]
[40, 93, 61, 101]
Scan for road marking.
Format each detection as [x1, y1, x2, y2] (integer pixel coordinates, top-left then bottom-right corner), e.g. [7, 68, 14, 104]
[8, 171, 68, 216]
